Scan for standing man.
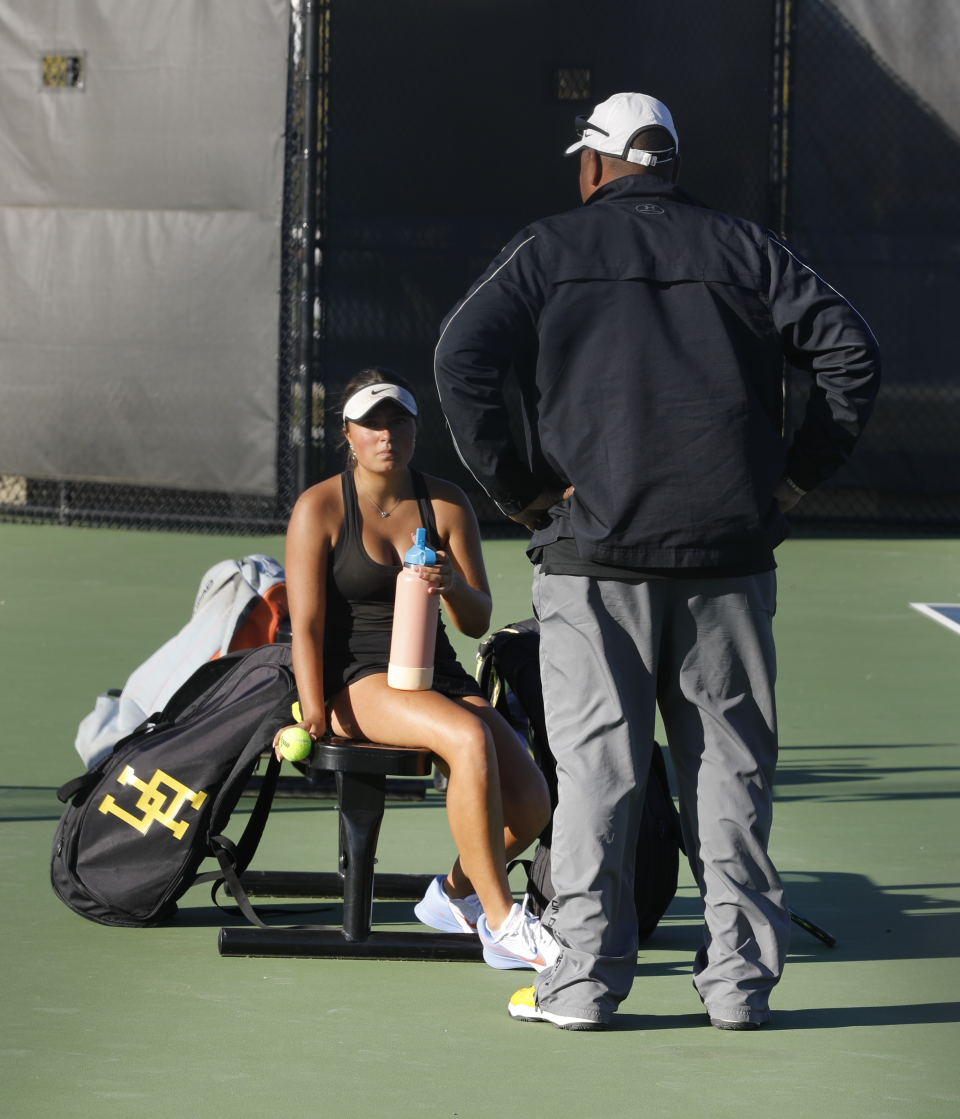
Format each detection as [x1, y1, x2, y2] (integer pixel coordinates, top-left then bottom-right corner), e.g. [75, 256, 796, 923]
[435, 93, 880, 1030]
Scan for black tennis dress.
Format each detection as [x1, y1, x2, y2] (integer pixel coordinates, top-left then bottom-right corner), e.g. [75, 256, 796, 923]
[322, 469, 483, 702]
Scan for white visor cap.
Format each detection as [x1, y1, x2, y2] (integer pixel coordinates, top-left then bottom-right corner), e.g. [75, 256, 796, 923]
[565, 92, 678, 167]
[342, 382, 418, 422]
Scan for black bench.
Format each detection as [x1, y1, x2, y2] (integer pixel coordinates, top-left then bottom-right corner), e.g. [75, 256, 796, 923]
[218, 735, 484, 961]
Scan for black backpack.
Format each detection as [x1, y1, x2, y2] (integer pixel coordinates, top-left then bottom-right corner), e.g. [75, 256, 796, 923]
[51, 644, 297, 928]
[477, 618, 686, 941]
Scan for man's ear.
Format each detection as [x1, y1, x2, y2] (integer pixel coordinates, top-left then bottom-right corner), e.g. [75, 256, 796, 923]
[585, 149, 603, 185]
[579, 148, 604, 201]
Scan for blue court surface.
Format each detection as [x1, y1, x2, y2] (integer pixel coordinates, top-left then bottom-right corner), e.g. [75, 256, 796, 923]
[910, 602, 960, 636]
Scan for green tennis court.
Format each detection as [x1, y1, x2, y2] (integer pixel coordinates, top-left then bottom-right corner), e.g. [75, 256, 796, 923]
[2, 524, 958, 1117]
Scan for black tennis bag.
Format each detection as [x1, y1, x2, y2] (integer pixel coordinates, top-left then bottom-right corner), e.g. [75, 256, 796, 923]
[51, 644, 296, 928]
[477, 618, 686, 941]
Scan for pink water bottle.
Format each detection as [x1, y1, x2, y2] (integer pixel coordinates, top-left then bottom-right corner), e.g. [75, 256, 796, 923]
[388, 528, 440, 690]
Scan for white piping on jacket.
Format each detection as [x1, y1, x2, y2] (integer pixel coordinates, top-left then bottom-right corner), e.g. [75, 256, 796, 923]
[433, 235, 537, 503]
[770, 236, 879, 348]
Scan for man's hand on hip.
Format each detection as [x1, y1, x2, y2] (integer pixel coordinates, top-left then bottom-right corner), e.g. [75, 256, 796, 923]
[775, 475, 804, 513]
[510, 485, 576, 530]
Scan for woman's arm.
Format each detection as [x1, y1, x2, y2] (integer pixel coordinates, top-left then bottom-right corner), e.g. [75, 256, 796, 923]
[418, 479, 492, 639]
[285, 486, 336, 737]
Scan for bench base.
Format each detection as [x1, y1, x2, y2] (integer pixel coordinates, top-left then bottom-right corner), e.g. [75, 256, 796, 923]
[219, 740, 477, 961]
[218, 926, 484, 961]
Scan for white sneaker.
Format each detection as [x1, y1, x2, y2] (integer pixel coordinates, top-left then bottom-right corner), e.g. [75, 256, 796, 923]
[413, 874, 482, 934]
[447, 893, 482, 933]
[477, 897, 561, 972]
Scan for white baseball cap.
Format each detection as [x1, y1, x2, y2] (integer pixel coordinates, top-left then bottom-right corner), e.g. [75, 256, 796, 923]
[343, 382, 418, 422]
[565, 92, 679, 167]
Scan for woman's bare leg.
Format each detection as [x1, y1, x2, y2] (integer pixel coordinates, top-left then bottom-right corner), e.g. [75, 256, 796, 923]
[441, 695, 549, 900]
[328, 675, 548, 930]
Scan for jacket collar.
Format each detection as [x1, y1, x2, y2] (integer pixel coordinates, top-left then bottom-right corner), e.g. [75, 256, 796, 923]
[584, 174, 706, 209]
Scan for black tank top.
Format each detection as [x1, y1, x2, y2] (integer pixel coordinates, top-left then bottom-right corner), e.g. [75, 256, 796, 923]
[322, 469, 480, 700]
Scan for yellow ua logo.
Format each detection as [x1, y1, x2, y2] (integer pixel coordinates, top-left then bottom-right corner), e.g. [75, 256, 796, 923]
[98, 766, 208, 841]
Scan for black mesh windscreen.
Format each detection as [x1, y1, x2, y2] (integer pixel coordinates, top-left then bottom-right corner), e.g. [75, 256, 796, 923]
[321, 0, 775, 529]
[785, 0, 960, 524]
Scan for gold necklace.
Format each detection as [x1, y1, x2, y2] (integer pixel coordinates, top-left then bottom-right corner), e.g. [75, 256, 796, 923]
[355, 471, 405, 518]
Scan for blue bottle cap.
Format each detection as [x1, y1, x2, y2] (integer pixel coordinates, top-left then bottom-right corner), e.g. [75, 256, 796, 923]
[404, 527, 436, 567]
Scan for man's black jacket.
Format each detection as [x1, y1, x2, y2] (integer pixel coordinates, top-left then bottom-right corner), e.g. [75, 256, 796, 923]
[434, 175, 881, 569]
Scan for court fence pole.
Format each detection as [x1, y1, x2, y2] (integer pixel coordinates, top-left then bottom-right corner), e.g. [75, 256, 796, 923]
[769, 0, 796, 437]
[296, 0, 321, 498]
[768, 0, 795, 240]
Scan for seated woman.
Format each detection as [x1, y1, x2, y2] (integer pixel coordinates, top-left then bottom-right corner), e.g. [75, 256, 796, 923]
[283, 367, 554, 969]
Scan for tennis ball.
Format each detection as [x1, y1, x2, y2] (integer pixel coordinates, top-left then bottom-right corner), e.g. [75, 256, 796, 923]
[277, 726, 313, 762]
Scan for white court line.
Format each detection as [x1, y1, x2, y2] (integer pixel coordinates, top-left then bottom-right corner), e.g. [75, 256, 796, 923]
[909, 603, 960, 637]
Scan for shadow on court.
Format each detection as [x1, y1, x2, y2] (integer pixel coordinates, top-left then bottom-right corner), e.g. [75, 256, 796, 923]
[651, 869, 960, 963]
[9, 784, 960, 965]
[0, 785, 66, 823]
[609, 1002, 960, 1032]
[774, 742, 960, 802]
[0, 784, 445, 824]
[11, 774, 953, 966]
[173, 867, 960, 966]
[172, 898, 426, 928]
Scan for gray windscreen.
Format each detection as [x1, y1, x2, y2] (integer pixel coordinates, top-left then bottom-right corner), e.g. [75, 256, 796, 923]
[0, 0, 288, 496]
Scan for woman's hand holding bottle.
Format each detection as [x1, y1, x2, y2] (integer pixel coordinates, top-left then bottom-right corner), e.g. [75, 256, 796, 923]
[416, 549, 458, 597]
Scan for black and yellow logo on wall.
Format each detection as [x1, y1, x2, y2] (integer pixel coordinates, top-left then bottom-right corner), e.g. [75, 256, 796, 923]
[98, 765, 207, 841]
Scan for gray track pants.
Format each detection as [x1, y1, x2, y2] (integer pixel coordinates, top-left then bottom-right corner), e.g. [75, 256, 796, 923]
[533, 569, 788, 1026]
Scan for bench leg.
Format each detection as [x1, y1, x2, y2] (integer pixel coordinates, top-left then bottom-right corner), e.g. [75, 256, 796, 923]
[337, 771, 385, 942]
[218, 767, 485, 961]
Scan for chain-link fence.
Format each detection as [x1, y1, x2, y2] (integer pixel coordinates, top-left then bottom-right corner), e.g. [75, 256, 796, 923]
[784, 0, 960, 526]
[318, 0, 775, 536]
[3, 0, 958, 533]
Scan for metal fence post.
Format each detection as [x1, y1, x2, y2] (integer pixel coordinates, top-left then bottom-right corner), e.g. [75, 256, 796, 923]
[769, 0, 796, 240]
[296, 0, 322, 498]
[769, 0, 796, 435]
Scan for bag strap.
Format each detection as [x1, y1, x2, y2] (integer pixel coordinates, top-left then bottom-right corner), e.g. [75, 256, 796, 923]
[207, 835, 271, 927]
[194, 745, 281, 928]
[229, 746, 283, 873]
[193, 746, 282, 891]
[195, 750, 334, 930]
[56, 771, 101, 804]
[206, 836, 333, 928]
